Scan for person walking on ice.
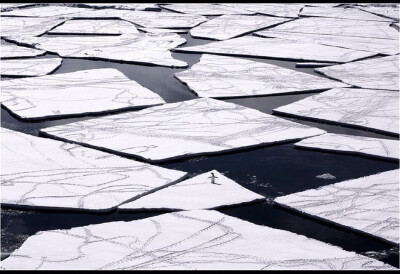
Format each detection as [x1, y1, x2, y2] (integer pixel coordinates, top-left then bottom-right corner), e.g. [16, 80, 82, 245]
[208, 172, 220, 185]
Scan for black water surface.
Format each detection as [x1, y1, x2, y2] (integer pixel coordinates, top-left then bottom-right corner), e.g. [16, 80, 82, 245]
[1, 24, 399, 268]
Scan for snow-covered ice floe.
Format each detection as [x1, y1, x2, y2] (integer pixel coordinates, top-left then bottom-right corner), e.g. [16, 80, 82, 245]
[70, 3, 160, 11]
[1, 68, 165, 120]
[275, 169, 400, 245]
[1, 210, 395, 270]
[160, 3, 252, 15]
[1, 44, 45, 59]
[6, 33, 187, 68]
[119, 170, 265, 211]
[299, 6, 395, 21]
[189, 15, 291, 40]
[255, 30, 399, 55]
[48, 19, 139, 35]
[0, 57, 62, 77]
[175, 54, 348, 98]
[1, 16, 65, 38]
[0, 3, 38, 12]
[274, 88, 399, 136]
[40, 98, 326, 163]
[173, 36, 375, 63]
[137, 27, 188, 34]
[355, 5, 399, 21]
[295, 133, 399, 161]
[0, 128, 187, 212]
[0, 5, 101, 18]
[264, 17, 398, 40]
[315, 55, 399, 91]
[222, 3, 304, 18]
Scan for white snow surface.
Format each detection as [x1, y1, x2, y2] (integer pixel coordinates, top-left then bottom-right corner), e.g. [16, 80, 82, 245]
[275, 169, 400, 245]
[160, 3, 252, 15]
[48, 19, 139, 35]
[1, 44, 45, 59]
[1, 210, 395, 270]
[0, 57, 62, 77]
[299, 6, 395, 21]
[1, 16, 66, 38]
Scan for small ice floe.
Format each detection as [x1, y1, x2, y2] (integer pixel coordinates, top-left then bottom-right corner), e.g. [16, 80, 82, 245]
[39, 98, 325, 163]
[175, 54, 348, 98]
[1, 210, 395, 270]
[316, 173, 336, 180]
[295, 133, 399, 161]
[0, 128, 187, 212]
[48, 19, 139, 35]
[275, 169, 399, 245]
[1, 68, 166, 120]
[316, 55, 399, 91]
[1, 44, 45, 59]
[174, 36, 375, 63]
[274, 88, 399, 135]
[189, 15, 291, 40]
[119, 170, 265, 211]
[0, 57, 62, 77]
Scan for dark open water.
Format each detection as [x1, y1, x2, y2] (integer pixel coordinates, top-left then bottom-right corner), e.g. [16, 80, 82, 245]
[1, 16, 399, 267]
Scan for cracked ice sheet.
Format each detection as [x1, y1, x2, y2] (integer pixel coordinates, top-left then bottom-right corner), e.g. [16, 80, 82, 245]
[315, 55, 399, 91]
[275, 169, 400, 245]
[356, 6, 399, 21]
[1, 44, 45, 59]
[189, 15, 291, 40]
[274, 88, 399, 136]
[0, 57, 62, 77]
[1, 17, 66, 38]
[222, 4, 304, 18]
[1, 68, 165, 120]
[0, 5, 103, 18]
[119, 170, 265, 211]
[1, 210, 394, 270]
[160, 3, 253, 15]
[0, 128, 187, 212]
[48, 19, 139, 35]
[254, 30, 399, 55]
[174, 36, 375, 63]
[6, 33, 187, 68]
[266, 17, 398, 40]
[70, 3, 160, 11]
[40, 98, 326, 163]
[299, 6, 394, 22]
[175, 54, 349, 99]
[295, 133, 399, 161]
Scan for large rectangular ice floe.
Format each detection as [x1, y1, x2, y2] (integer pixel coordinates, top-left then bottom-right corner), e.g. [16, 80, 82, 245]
[1, 210, 394, 270]
[48, 19, 139, 35]
[295, 133, 399, 161]
[174, 36, 375, 63]
[160, 3, 253, 15]
[1, 16, 65, 38]
[274, 88, 399, 136]
[299, 6, 395, 21]
[175, 54, 349, 98]
[1, 57, 62, 77]
[119, 170, 265, 211]
[40, 98, 326, 163]
[0, 128, 187, 212]
[189, 15, 291, 40]
[1, 44, 45, 59]
[275, 169, 399, 245]
[1, 68, 165, 120]
[6, 33, 187, 68]
[315, 55, 399, 91]
[266, 17, 398, 40]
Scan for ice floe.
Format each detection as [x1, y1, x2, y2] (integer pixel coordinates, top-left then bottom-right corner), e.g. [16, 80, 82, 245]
[222, 4, 304, 18]
[295, 133, 399, 161]
[6, 33, 187, 68]
[1, 210, 394, 270]
[1, 16, 66, 38]
[315, 55, 399, 91]
[255, 31, 399, 55]
[274, 88, 399, 136]
[189, 15, 291, 40]
[160, 3, 252, 15]
[119, 170, 265, 211]
[0, 5, 100, 18]
[175, 54, 349, 98]
[40, 98, 326, 163]
[265, 17, 398, 40]
[70, 3, 160, 11]
[137, 27, 188, 34]
[1, 68, 165, 120]
[299, 6, 394, 21]
[1, 44, 45, 59]
[0, 128, 187, 212]
[1, 3, 37, 12]
[174, 36, 375, 63]
[315, 173, 336, 180]
[355, 5, 399, 21]
[275, 169, 400, 245]
[48, 19, 139, 35]
[0, 57, 62, 77]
